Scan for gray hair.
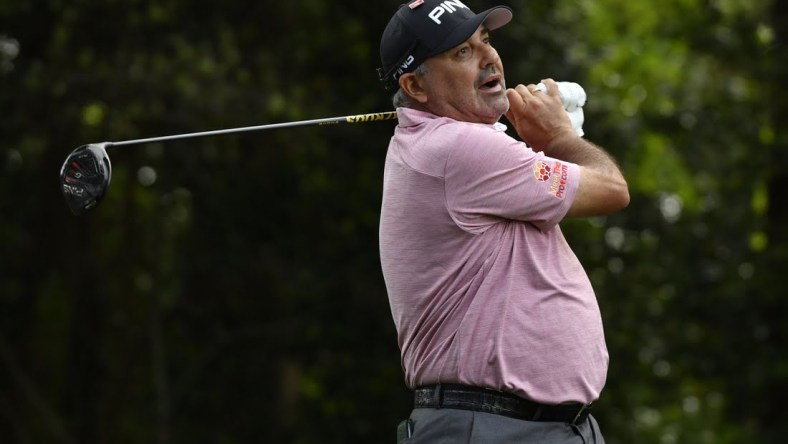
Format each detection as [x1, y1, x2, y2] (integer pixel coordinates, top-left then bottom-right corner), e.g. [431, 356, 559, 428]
[391, 63, 429, 108]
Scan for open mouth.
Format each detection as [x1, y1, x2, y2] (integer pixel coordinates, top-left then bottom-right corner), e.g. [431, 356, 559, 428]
[479, 77, 503, 92]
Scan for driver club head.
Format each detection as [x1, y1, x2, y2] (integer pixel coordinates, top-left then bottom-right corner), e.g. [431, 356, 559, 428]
[59, 143, 112, 215]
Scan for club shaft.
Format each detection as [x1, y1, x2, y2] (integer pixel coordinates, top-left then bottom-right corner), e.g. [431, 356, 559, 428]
[108, 111, 398, 148]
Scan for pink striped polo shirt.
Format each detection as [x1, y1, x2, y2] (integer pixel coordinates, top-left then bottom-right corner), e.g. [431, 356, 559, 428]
[379, 107, 608, 404]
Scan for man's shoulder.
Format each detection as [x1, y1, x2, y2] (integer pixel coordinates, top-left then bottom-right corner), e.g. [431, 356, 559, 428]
[397, 107, 497, 129]
[397, 108, 508, 145]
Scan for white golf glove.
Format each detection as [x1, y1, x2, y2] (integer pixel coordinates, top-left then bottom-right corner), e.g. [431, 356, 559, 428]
[535, 82, 587, 137]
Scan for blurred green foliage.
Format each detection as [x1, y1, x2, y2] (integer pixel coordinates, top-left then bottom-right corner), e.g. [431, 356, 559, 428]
[1, 0, 786, 442]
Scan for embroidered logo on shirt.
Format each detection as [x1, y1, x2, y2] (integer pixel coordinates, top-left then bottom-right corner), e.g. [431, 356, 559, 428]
[533, 161, 552, 182]
[548, 161, 569, 199]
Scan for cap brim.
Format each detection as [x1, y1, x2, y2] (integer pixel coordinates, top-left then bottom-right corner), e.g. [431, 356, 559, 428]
[482, 6, 513, 31]
[429, 6, 513, 57]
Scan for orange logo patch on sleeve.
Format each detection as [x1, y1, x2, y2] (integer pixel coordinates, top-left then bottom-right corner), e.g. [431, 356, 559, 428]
[533, 160, 552, 182]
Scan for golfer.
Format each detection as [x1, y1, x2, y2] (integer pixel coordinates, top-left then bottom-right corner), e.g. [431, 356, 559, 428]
[377, 0, 629, 442]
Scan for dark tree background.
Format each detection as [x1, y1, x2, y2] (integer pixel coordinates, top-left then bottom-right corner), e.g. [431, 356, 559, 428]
[1, 0, 785, 442]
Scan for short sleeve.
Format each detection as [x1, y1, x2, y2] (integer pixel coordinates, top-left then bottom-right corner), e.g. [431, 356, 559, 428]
[444, 127, 580, 233]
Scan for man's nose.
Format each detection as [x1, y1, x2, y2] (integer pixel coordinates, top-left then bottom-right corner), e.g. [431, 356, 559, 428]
[480, 45, 500, 68]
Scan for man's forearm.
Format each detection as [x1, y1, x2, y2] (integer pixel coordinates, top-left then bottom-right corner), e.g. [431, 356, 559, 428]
[544, 134, 624, 178]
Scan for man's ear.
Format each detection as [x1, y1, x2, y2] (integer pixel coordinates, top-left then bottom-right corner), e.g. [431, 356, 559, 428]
[399, 72, 428, 104]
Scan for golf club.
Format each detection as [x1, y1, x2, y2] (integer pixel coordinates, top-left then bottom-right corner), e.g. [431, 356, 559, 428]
[59, 82, 586, 216]
[59, 111, 398, 216]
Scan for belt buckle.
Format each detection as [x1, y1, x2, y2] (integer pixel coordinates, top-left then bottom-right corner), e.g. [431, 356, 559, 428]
[571, 403, 592, 425]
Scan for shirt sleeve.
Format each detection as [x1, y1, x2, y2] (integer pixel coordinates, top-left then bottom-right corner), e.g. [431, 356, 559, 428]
[444, 125, 580, 233]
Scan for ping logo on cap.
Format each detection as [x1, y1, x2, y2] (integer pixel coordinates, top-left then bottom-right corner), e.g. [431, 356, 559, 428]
[428, 0, 470, 24]
[395, 55, 416, 78]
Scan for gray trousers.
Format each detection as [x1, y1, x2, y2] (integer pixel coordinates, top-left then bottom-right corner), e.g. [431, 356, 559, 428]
[398, 408, 606, 444]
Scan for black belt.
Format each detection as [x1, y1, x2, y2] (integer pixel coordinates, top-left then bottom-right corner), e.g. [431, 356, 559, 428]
[414, 384, 592, 426]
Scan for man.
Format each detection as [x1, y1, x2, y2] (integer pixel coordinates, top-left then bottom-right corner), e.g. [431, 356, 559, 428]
[377, 0, 629, 442]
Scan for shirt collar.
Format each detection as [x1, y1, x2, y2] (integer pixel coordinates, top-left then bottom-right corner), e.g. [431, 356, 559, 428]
[396, 107, 507, 132]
